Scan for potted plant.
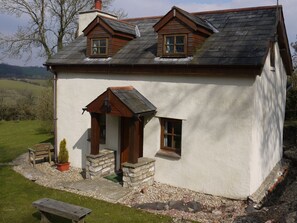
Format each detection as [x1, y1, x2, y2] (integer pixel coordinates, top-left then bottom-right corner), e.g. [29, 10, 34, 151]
[57, 138, 70, 171]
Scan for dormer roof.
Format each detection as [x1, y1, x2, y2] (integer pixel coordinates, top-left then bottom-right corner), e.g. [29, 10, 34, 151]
[153, 6, 214, 35]
[83, 15, 136, 38]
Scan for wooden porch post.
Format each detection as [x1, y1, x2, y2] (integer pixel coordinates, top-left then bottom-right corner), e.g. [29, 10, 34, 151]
[128, 118, 140, 164]
[91, 113, 100, 155]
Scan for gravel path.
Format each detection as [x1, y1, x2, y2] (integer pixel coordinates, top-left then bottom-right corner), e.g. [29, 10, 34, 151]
[12, 153, 247, 223]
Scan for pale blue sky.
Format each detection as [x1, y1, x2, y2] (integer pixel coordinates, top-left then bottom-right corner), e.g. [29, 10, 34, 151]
[0, 0, 295, 66]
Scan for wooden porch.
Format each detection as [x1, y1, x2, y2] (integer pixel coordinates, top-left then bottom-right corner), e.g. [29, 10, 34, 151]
[85, 86, 156, 164]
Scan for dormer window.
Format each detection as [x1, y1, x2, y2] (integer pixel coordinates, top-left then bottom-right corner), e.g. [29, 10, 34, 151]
[164, 35, 187, 56]
[154, 6, 214, 58]
[92, 38, 108, 56]
[83, 16, 136, 58]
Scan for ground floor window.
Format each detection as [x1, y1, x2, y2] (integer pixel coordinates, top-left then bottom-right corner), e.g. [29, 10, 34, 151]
[160, 118, 182, 156]
[99, 114, 106, 144]
[88, 114, 106, 144]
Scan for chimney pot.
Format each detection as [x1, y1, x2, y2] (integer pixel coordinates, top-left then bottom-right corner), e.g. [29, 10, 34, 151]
[95, 0, 102, 10]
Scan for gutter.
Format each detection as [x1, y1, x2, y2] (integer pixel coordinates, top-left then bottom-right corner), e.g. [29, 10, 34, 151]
[46, 65, 58, 163]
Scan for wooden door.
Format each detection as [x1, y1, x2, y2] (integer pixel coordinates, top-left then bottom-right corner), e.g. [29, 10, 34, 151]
[120, 117, 130, 165]
[120, 117, 144, 165]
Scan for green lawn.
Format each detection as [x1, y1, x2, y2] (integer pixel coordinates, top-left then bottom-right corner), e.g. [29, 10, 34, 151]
[0, 120, 53, 163]
[0, 121, 172, 223]
[284, 120, 297, 127]
[0, 167, 171, 223]
[0, 79, 46, 95]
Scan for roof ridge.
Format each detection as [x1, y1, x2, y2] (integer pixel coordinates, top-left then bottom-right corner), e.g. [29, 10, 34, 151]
[194, 5, 280, 15]
[121, 5, 279, 22]
[101, 16, 136, 28]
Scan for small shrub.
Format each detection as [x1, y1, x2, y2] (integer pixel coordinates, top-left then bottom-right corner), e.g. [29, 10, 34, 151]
[58, 138, 69, 164]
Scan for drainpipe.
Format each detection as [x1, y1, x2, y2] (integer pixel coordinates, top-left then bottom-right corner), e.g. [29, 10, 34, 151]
[53, 72, 58, 163]
[47, 65, 58, 163]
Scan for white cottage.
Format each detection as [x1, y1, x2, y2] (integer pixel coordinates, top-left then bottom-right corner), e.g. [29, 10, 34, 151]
[46, 1, 293, 199]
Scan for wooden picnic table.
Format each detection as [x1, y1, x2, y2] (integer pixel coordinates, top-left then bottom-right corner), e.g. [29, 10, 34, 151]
[32, 198, 92, 223]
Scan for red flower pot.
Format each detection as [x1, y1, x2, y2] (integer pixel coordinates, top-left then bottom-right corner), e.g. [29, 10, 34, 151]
[57, 162, 70, 171]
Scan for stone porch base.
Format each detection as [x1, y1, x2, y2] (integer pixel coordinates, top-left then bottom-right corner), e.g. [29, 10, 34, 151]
[122, 157, 155, 190]
[86, 149, 115, 179]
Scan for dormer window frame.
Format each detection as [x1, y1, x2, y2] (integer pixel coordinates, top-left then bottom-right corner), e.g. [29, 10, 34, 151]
[163, 34, 187, 57]
[91, 38, 109, 57]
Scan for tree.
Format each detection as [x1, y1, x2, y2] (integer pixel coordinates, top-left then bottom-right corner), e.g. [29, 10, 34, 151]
[35, 80, 54, 132]
[291, 35, 297, 69]
[286, 35, 297, 120]
[0, 0, 127, 60]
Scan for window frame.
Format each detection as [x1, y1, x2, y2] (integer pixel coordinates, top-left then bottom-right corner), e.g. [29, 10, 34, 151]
[160, 118, 182, 156]
[91, 38, 109, 57]
[99, 114, 106, 144]
[163, 34, 187, 57]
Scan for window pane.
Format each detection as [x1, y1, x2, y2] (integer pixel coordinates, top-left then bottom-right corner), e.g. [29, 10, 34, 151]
[92, 48, 98, 54]
[100, 39, 106, 47]
[166, 121, 173, 133]
[164, 135, 172, 147]
[99, 47, 106, 54]
[166, 36, 174, 45]
[174, 136, 181, 149]
[176, 45, 184, 53]
[173, 122, 182, 135]
[166, 45, 174, 53]
[176, 36, 185, 44]
[92, 40, 99, 47]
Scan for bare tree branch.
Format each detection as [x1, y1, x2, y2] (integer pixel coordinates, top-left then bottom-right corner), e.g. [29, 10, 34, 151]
[0, 0, 127, 60]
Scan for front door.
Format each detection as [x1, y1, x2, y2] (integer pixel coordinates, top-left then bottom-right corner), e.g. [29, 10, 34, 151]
[120, 117, 130, 165]
[120, 117, 144, 166]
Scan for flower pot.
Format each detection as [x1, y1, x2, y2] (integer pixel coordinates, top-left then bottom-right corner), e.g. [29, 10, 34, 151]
[57, 162, 70, 171]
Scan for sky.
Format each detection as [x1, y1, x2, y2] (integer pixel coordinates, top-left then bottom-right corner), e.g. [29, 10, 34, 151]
[0, 0, 296, 67]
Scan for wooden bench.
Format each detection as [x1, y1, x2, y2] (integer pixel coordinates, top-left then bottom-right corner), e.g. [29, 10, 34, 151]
[32, 198, 92, 223]
[28, 143, 54, 167]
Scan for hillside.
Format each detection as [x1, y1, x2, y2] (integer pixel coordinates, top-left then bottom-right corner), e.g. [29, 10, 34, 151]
[0, 63, 51, 79]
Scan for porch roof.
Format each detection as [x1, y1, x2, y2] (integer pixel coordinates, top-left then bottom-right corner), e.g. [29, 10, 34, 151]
[85, 86, 156, 117]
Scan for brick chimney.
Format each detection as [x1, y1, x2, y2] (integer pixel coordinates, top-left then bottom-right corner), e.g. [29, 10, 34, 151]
[95, 0, 102, 11]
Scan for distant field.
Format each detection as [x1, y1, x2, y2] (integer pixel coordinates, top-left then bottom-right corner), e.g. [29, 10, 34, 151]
[0, 79, 46, 95]
[27, 79, 50, 86]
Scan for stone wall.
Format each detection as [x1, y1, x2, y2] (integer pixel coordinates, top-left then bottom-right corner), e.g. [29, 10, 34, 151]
[122, 157, 155, 189]
[86, 149, 115, 179]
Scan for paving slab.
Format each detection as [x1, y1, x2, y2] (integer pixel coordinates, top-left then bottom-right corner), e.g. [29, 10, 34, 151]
[62, 178, 132, 202]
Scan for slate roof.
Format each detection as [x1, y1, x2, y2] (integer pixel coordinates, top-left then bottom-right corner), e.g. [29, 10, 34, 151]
[47, 6, 282, 68]
[172, 6, 213, 32]
[110, 87, 156, 115]
[100, 17, 136, 36]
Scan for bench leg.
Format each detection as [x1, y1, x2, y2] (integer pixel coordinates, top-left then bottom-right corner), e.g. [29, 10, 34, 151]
[48, 150, 51, 164]
[33, 153, 36, 168]
[40, 211, 51, 223]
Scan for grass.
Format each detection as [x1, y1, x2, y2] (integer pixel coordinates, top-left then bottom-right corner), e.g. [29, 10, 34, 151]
[0, 167, 171, 223]
[0, 120, 53, 163]
[0, 121, 172, 223]
[284, 120, 297, 127]
[0, 79, 46, 95]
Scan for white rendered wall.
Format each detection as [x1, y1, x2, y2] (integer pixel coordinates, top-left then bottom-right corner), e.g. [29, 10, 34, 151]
[250, 43, 287, 194]
[56, 73, 255, 199]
